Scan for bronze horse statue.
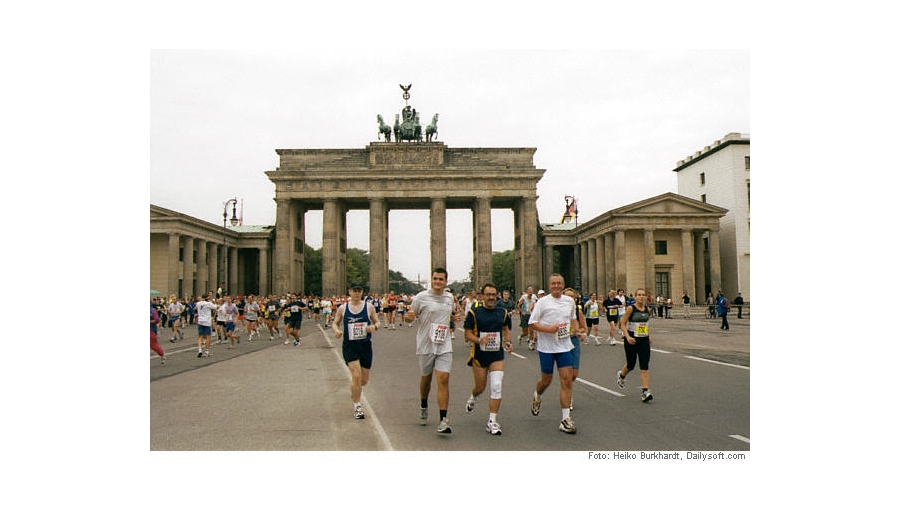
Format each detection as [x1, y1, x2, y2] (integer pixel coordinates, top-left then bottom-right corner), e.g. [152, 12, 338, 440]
[425, 113, 438, 142]
[376, 114, 392, 142]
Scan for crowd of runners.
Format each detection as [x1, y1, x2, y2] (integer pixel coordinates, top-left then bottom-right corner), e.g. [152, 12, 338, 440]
[151, 276, 744, 436]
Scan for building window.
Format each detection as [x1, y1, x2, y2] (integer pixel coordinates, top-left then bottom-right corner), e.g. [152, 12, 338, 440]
[655, 272, 670, 299]
[699, 172, 706, 186]
[745, 156, 750, 169]
[655, 240, 668, 255]
[700, 194, 706, 203]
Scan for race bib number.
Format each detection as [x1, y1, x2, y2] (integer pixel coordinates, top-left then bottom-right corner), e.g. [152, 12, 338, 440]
[430, 323, 449, 344]
[349, 322, 368, 341]
[556, 323, 570, 341]
[609, 308, 617, 316]
[480, 332, 501, 351]
[633, 322, 649, 337]
[290, 305, 299, 313]
[268, 305, 276, 312]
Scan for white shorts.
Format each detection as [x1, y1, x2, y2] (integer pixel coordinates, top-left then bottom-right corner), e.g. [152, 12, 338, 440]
[418, 351, 452, 376]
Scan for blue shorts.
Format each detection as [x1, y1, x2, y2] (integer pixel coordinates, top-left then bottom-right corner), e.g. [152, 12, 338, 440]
[538, 350, 574, 374]
[225, 322, 235, 332]
[198, 324, 212, 336]
[569, 336, 581, 370]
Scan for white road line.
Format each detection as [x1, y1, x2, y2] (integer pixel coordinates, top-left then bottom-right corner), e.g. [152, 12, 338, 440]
[729, 434, 751, 444]
[318, 324, 394, 451]
[651, 348, 672, 354]
[509, 351, 527, 359]
[683, 355, 749, 370]
[575, 377, 625, 397]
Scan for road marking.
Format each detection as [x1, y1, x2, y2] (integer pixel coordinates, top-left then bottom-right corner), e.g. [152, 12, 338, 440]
[575, 377, 625, 397]
[509, 351, 527, 359]
[651, 348, 672, 354]
[683, 355, 749, 370]
[318, 324, 394, 451]
[729, 434, 750, 444]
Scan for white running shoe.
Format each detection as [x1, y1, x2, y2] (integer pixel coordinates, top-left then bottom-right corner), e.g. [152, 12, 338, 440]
[559, 417, 577, 434]
[486, 420, 502, 435]
[437, 417, 452, 434]
[419, 406, 428, 426]
[465, 396, 476, 413]
[616, 370, 626, 389]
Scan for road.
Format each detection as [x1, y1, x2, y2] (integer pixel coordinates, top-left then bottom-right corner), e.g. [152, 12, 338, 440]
[150, 312, 749, 451]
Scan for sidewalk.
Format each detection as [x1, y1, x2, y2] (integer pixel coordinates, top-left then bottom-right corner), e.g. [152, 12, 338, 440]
[150, 324, 390, 450]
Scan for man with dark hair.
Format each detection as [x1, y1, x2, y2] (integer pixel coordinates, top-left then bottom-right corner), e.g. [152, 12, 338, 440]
[405, 268, 460, 433]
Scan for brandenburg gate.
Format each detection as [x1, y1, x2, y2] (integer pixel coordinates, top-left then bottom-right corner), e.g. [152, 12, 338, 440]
[267, 142, 545, 297]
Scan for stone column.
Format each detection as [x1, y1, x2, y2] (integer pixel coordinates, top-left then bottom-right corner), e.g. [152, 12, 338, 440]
[595, 236, 606, 294]
[473, 196, 492, 286]
[196, 239, 208, 296]
[207, 242, 218, 296]
[520, 196, 541, 293]
[694, 231, 706, 301]
[181, 235, 194, 298]
[604, 232, 614, 293]
[586, 238, 596, 294]
[274, 198, 293, 295]
[572, 241, 588, 292]
[681, 229, 695, 303]
[614, 229, 627, 290]
[543, 245, 554, 288]
[708, 228, 722, 294]
[229, 246, 239, 295]
[368, 198, 389, 294]
[644, 229, 655, 295]
[167, 233, 180, 296]
[429, 197, 447, 272]
[258, 246, 268, 297]
[322, 198, 343, 297]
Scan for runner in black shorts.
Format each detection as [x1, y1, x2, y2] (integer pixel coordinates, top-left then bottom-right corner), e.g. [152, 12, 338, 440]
[332, 283, 380, 419]
[463, 283, 513, 435]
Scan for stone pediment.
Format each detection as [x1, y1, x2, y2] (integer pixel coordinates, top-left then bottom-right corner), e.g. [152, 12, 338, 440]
[609, 193, 727, 217]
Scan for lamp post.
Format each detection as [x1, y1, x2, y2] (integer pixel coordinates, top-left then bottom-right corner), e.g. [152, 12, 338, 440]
[220, 197, 239, 296]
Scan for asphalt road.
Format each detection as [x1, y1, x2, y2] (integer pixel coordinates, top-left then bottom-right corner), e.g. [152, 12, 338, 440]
[150, 310, 749, 451]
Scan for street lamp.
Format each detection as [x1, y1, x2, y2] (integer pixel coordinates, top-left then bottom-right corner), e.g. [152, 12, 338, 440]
[220, 197, 239, 296]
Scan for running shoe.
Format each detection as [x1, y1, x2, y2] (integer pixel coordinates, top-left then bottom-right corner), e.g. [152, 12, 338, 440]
[293, 340, 301, 347]
[160, 356, 166, 365]
[284, 339, 290, 345]
[197, 350, 203, 358]
[465, 396, 476, 413]
[437, 417, 452, 434]
[203, 350, 210, 357]
[355, 407, 366, 419]
[179, 331, 184, 341]
[594, 336, 602, 346]
[559, 417, 577, 434]
[531, 395, 541, 416]
[641, 389, 653, 403]
[486, 420, 502, 435]
[616, 370, 626, 390]
[169, 337, 176, 343]
[419, 406, 428, 426]
[528, 339, 535, 351]
[608, 337, 616, 345]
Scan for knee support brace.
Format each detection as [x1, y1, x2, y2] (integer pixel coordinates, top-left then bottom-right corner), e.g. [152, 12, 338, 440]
[489, 370, 504, 399]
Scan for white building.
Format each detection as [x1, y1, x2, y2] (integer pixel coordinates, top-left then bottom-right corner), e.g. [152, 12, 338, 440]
[673, 132, 750, 302]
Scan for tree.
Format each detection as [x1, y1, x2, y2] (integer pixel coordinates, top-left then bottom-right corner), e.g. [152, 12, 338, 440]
[466, 249, 516, 295]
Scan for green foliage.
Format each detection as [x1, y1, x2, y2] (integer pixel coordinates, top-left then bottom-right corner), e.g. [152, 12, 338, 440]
[464, 249, 516, 294]
[303, 244, 422, 296]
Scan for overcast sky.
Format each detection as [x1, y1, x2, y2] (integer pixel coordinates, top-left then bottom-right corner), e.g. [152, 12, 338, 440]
[150, 49, 750, 285]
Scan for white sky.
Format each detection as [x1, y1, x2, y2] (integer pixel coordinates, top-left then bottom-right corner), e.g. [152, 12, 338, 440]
[150, 49, 750, 284]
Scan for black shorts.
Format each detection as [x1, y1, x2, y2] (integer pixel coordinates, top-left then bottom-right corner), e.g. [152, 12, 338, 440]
[624, 335, 651, 371]
[342, 339, 373, 369]
[288, 320, 302, 330]
[519, 314, 531, 328]
[467, 344, 504, 368]
[586, 317, 599, 327]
